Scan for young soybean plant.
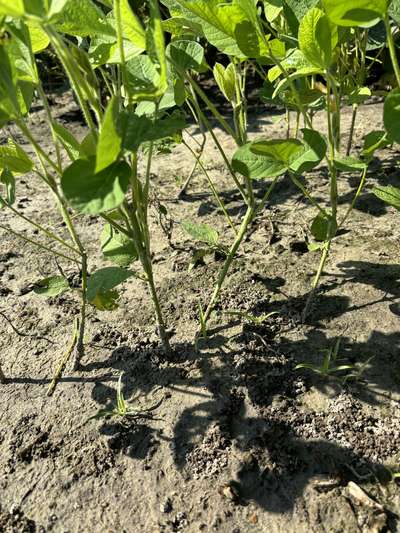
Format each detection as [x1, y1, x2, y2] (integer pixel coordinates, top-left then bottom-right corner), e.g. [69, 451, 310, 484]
[0, 0, 185, 374]
[246, 0, 395, 320]
[0, 18, 91, 376]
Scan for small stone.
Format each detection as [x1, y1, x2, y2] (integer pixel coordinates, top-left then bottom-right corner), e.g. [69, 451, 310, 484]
[160, 498, 173, 514]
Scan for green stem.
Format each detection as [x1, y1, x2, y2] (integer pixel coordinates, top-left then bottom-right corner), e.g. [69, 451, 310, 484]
[346, 104, 358, 156]
[384, 14, 400, 88]
[187, 93, 248, 204]
[4, 202, 81, 256]
[0, 223, 80, 264]
[338, 166, 368, 228]
[302, 241, 331, 322]
[289, 173, 329, 218]
[182, 139, 237, 235]
[202, 205, 254, 326]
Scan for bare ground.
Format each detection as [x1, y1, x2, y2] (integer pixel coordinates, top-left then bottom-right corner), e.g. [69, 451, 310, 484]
[0, 94, 399, 532]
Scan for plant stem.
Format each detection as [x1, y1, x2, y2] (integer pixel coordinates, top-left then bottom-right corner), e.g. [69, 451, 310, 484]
[47, 318, 78, 396]
[202, 204, 255, 326]
[384, 14, 400, 88]
[302, 242, 331, 322]
[346, 104, 358, 156]
[338, 166, 368, 228]
[182, 139, 237, 235]
[0, 223, 79, 264]
[73, 253, 87, 369]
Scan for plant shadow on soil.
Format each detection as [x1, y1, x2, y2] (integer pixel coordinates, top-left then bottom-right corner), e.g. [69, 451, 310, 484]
[83, 263, 400, 525]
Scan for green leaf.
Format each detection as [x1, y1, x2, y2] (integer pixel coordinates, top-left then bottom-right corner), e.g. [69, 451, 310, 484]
[96, 96, 122, 172]
[123, 110, 186, 151]
[289, 129, 327, 174]
[298, 7, 336, 69]
[120, 0, 146, 49]
[27, 22, 49, 53]
[61, 158, 130, 214]
[53, 122, 81, 161]
[80, 132, 97, 158]
[33, 276, 70, 297]
[347, 86, 371, 105]
[0, 46, 20, 117]
[384, 89, 400, 144]
[0, 168, 15, 207]
[250, 138, 304, 163]
[311, 213, 337, 241]
[372, 185, 400, 210]
[90, 289, 120, 311]
[101, 224, 137, 267]
[322, 0, 387, 27]
[362, 130, 392, 157]
[182, 221, 219, 247]
[145, 0, 168, 99]
[213, 62, 236, 102]
[0, 139, 33, 173]
[86, 266, 133, 301]
[6, 19, 38, 85]
[232, 142, 287, 179]
[52, 0, 115, 37]
[333, 156, 367, 171]
[167, 39, 204, 70]
[167, 0, 247, 56]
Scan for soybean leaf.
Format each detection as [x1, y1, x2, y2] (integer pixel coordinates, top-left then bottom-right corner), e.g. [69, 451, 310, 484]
[0, 139, 33, 173]
[53, 122, 81, 161]
[384, 89, 400, 144]
[322, 0, 387, 27]
[0, 169, 15, 207]
[164, 0, 247, 56]
[61, 158, 130, 214]
[311, 213, 337, 241]
[123, 110, 186, 151]
[52, 0, 115, 37]
[101, 224, 137, 267]
[33, 276, 70, 297]
[27, 22, 49, 53]
[251, 139, 304, 163]
[145, 0, 168, 99]
[90, 289, 120, 311]
[96, 96, 122, 172]
[284, 0, 320, 23]
[334, 156, 367, 171]
[167, 39, 204, 70]
[213, 62, 236, 102]
[80, 132, 97, 158]
[6, 19, 38, 85]
[298, 7, 336, 69]
[232, 142, 287, 179]
[86, 266, 133, 301]
[182, 221, 219, 247]
[0, 46, 20, 117]
[347, 86, 371, 105]
[120, 0, 146, 50]
[289, 129, 327, 174]
[362, 130, 392, 157]
[372, 185, 400, 210]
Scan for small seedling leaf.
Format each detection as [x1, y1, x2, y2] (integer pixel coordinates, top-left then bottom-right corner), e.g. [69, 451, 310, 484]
[310, 212, 337, 241]
[86, 266, 134, 301]
[33, 276, 70, 297]
[362, 130, 392, 157]
[100, 224, 138, 267]
[182, 221, 219, 247]
[90, 289, 120, 311]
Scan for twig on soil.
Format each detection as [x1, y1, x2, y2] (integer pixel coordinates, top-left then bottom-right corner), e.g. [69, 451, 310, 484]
[0, 310, 54, 344]
[47, 319, 78, 396]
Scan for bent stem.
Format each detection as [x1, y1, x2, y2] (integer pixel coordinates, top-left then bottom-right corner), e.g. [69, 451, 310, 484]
[346, 104, 358, 156]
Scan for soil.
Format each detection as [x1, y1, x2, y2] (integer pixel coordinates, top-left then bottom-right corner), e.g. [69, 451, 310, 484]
[0, 93, 400, 533]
